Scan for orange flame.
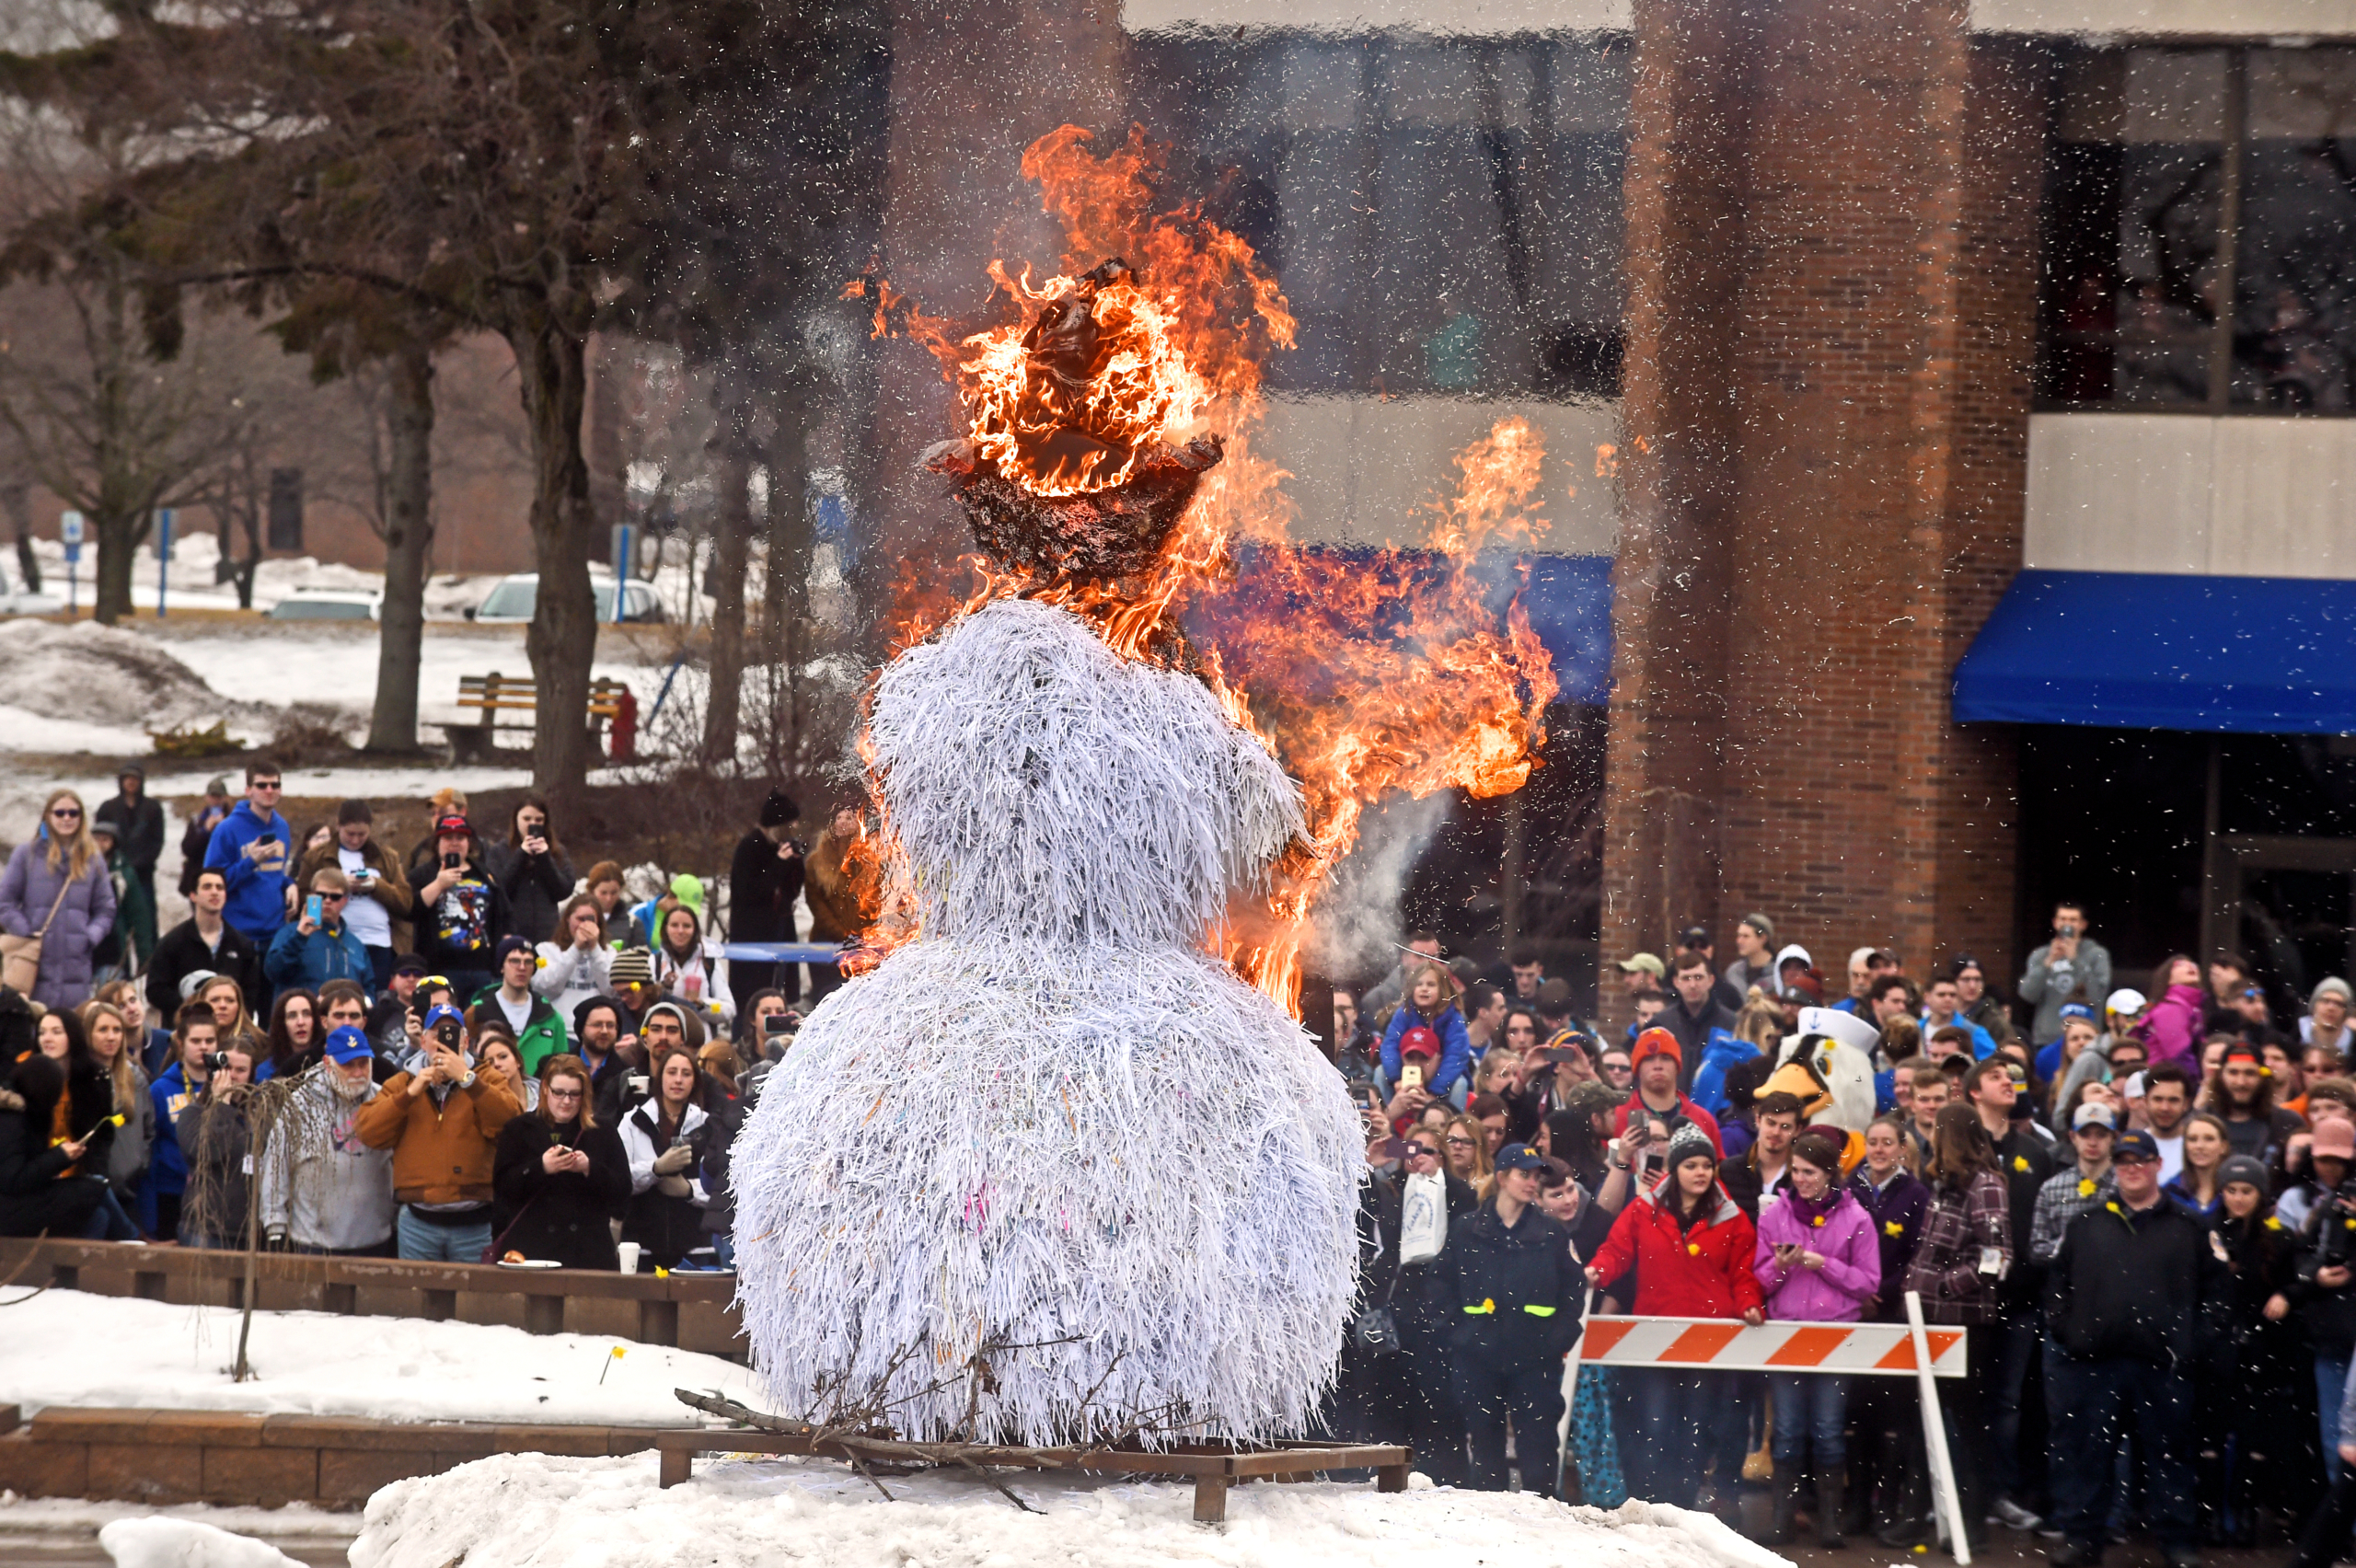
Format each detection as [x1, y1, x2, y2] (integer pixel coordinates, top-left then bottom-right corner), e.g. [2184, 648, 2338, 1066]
[865, 126, 1556, 1014]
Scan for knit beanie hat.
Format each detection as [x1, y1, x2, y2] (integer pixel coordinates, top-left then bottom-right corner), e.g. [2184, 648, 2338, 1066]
[2218, 1155, 2269, 1193]
[609, 947, 655, 987]
[1665, 1122, 1717, 1173]
[759, 789, 801, 829]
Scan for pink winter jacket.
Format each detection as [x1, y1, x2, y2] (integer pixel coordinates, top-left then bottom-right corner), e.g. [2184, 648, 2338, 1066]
[2140, 982, 2207, 1071]
[1751, 1189, 1882, 1324]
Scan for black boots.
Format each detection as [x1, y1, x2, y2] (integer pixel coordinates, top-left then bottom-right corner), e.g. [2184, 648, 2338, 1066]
[1818, 1470, 1847, 1548]
[1766, 1472, 1799, 1545]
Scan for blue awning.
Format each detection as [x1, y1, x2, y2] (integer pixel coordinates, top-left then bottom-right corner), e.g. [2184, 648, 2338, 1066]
[1952, 569, 2356, 732]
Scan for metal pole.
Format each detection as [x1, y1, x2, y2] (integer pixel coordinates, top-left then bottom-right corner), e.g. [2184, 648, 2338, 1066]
[156, 507, 172, 618]
[2209, 49, 2247, 412]
[614, 523, 633, 624]
[1905, 1289, 1970, 1564]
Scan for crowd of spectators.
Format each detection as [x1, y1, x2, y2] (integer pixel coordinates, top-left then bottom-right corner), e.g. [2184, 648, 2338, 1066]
[17, 765, 2356, 1562]
[1333, 907, 2356, 1566]
[0, 762, 850, 1276]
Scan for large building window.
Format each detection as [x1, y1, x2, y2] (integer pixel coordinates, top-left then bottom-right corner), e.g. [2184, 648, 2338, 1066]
[1125, 32, 1628, 399]
[2039, 43, 2356, 411]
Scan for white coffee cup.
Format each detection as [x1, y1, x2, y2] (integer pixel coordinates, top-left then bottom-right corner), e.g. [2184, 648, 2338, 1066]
[617, 1240, 641, 1274]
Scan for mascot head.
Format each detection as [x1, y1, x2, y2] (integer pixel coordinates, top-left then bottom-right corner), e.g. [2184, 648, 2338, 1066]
[1773, 1006, 1881, 1157]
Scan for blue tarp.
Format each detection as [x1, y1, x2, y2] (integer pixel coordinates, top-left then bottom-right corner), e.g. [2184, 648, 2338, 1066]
[1952, 569, 2356, 732]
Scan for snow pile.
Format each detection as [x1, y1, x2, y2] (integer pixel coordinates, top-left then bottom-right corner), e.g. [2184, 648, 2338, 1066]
[352, 1451, 1796, 1568]
[0, 618, 268, 743]
[0, 1290, 756, 1426]
[98, 1516, 303, 1568]
[0, 1494, 358, 1544]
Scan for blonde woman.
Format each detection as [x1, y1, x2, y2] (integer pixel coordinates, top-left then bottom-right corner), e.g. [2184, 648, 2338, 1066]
[78, 999, 154, 1209]
[198, 974, 257, 1052]
[1443, 1112, 1494, 1190]
[0, 790, 117, 1009]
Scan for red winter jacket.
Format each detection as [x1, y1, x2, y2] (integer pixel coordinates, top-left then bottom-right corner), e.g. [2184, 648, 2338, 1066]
[1587, 1176, 1764, 1320]
[1611, 1091, 1725, 1158]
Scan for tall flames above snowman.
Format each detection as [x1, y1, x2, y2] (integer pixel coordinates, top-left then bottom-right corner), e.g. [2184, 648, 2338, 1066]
[731, 127, 1559, 1445]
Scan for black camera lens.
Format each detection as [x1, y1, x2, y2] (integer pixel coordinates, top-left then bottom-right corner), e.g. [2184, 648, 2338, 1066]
[434, 1020, 461, 1046]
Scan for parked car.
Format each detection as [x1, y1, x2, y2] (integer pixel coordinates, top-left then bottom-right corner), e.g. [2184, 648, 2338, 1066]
[468, 573, 664, 625]
[267, 587, 382, 622]
[0, 558, 64, 617]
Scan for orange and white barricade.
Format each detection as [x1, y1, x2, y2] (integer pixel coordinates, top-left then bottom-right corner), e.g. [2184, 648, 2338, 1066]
[1563, 1293, 1972, 1562]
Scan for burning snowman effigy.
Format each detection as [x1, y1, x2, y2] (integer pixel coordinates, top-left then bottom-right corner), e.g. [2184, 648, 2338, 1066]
[728, 259, 1365, 1447]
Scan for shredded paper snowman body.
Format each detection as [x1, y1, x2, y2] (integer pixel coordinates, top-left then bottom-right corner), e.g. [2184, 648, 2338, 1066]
[731, 596, 1365, 1446]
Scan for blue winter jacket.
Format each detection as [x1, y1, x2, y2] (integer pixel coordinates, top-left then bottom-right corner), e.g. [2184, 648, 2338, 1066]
[149, 1060, 199, 1197]
[203, 803, 294, 941]
[1689, 1028, 1761, 1118]
[1380, 1002, 1473, 1101]
[264, 918, 374, 998]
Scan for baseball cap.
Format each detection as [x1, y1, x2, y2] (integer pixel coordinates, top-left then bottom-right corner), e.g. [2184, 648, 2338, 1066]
[323, 1026, 373, 1065]
[1739, 912, 1775, 940]
[422, 1002, 465, 1033]
[2112, 1129, 2161, 1163]
[433, 813, 472, 839]
[1617, 952, 1665, 979]
[2072, 1101, 2117, 1131]
[1492, 1142, 1546, 1172]
[2316, 1119, 2356, 1162]
[2106, 987, 2147, 1017]
[391, 953, 427, 977]
[1400, 1025, 1441, 1061]
[178, 968, 220, 1003]
[1631, 1026, 1681, 1067]
[2059, 1002, 2097, 1028]
[1535, 978, 1574, 1013]
[1678, 926, 1711, 950]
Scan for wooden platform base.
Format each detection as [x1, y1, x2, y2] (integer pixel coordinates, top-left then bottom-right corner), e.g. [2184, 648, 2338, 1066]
[649, 1429, 1412, 1524]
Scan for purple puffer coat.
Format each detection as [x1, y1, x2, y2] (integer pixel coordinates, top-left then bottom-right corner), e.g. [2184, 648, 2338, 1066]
[0, 834, 118, 1010]
[1752, 1186, 1882, 1323]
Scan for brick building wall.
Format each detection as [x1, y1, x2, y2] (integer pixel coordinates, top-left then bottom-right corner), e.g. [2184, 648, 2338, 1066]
[1603, 0, 2043, 1026]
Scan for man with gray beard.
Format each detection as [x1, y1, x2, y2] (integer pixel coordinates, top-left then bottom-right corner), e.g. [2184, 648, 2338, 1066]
[259, 1026, 397, 1256]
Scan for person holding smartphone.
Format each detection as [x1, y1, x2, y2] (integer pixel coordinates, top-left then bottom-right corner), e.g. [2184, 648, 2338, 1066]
[263, 867, 374, 1000]
[487, 797, 576, 948]
[1752, 1129, 1881, 1545]
[354, 1002, 521, 1261]
[202, 760, 295, 954]
[407, 815, 508, 1005]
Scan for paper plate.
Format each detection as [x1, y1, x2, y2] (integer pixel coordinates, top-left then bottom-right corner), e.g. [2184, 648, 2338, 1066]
[496, 1259, 563, 1270]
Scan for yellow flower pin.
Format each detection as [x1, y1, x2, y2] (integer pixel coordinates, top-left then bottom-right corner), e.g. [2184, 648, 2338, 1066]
[1687, 1242, 1701, 1255]
[1812, 1214, 1827, 1227]
[1482, 1298, 1495, 1312]
[2014, 1156, 2030, 1172]
[2078, 1179, 2096, 1196]
[1883, 1220, 1902, 1238]
[2267, 1216, 2285, 1231]
[2106, 1202, 2121, 1214]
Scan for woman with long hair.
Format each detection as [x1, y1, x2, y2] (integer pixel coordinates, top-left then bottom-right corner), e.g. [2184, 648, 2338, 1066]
[2209, 1155, 2302, 1547]
[475, 1030, 537, 1113]
[1380, 963, 1474, 1103]
[618, 1043, 716, 1267]
[77, 999, 153, 1215]
[1441, 1113, 1493, 1190]
[1897, 1103, 2011, 1550]
[488, 795, 577, 951]
[0, 790, 118, 1010]
[653, 904, 736, 1032]
[2142, 953, 2207, 1072]
[2164, 1111, 2231, 1219]
[1585, 1124, 1764, 1513]
[491, 1054, 629, 1268]
[583, 860, 641, 947]
[534, 894, 613, 1021]
[198, 975, 256, 1055]
[12, 1008, 136, 1239]
[256, 987, 322, 1081]
[1755, 1128, 1881, 1545]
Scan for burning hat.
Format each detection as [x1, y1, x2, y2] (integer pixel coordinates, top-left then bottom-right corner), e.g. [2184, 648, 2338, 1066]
[1399, 1026, 1441, 1061]
[1630, 1027, 1680, 1067]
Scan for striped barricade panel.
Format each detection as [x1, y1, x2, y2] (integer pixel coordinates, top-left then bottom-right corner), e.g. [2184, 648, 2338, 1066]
[1576, 1316, 1967, 1377]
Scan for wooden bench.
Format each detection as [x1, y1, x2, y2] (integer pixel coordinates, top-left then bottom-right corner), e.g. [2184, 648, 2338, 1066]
[650, 1429, 1411, 1523]
[441, 672, 632, 763]
[0, 1238, 743, 1358]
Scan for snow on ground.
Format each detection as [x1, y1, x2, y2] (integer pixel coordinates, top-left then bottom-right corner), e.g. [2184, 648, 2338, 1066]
[0, 1291, 758, 1427]
[97, 1516, 307, 1567]
[0, 1495, 358, 1543]
[350, 1451, 1796, 1568]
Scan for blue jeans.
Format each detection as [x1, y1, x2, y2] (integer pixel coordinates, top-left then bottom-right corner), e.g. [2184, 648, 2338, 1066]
[397, 1206, 492, 1262]
[2321, 1355, 2355, 1488]
[1770, 1373, 1849, 1468]
[82, 1184, 140, 1241]
[1627, 1368, 1722, 1508]
[1983, 1309, 2041, 1502]
[2047, 1353, 2197, 1551]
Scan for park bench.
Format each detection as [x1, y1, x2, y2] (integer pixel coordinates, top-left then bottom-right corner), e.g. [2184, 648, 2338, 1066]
[437, 671, 635, 763]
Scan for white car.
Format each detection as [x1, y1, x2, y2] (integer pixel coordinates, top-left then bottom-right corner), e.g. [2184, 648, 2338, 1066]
[268, 587, 382, 622]
[468, 572, 665, 625]
[0, 558, 64, 617]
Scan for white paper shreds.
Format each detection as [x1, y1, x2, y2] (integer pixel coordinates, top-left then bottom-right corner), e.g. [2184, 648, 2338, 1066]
[730, 596, 1364, 1447]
